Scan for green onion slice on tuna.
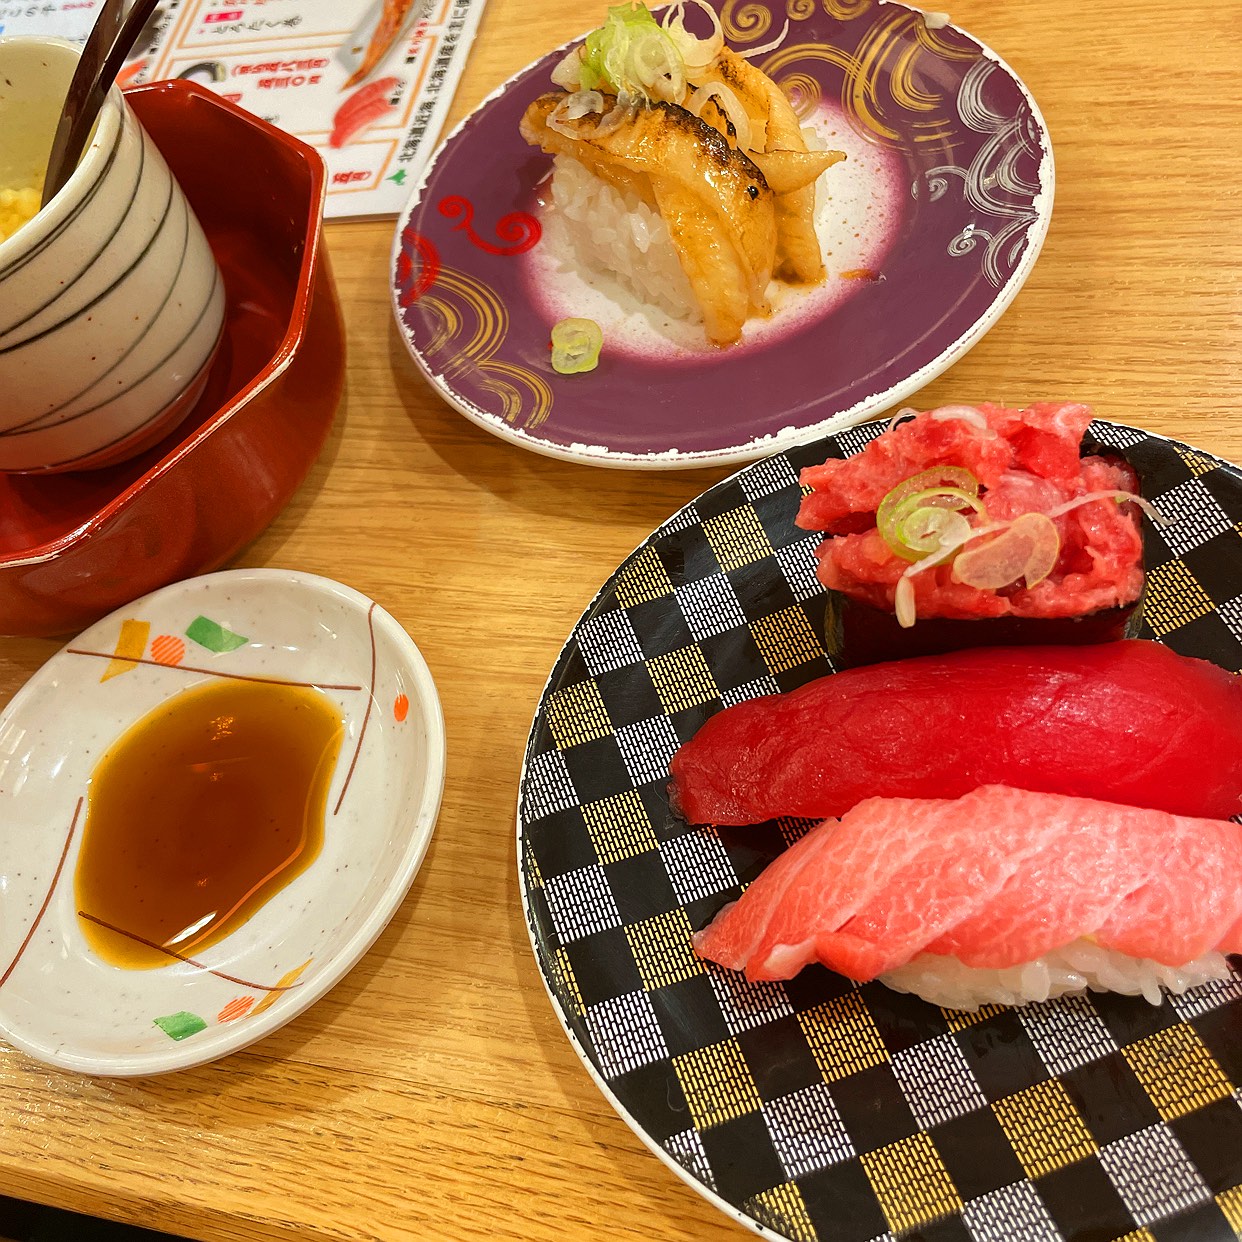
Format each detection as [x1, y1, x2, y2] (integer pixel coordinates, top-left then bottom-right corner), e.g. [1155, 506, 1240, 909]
[951, 512, 1061, 591]
[1044, 489, 1170, 526]
[877, 468, 989, 562]
[891, 487, 1165, 628]
[893, 519, 1007, 629]
[895, 510, 1071, 629]
[550, 318, 603, 374]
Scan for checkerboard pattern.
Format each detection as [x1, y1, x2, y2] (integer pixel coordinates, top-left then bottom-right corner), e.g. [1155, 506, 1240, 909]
[518, 421, 1242, 1241]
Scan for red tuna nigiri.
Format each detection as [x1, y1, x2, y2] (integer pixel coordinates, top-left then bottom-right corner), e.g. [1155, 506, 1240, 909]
[693, 785, 1242, 987]
[668, 640, 1242, 824]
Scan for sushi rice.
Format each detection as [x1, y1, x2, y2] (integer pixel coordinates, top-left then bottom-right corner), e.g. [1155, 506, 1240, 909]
[545, 154, 702, 323]
[882, 940, 1232, 1011]
[542, 125, 832, 329]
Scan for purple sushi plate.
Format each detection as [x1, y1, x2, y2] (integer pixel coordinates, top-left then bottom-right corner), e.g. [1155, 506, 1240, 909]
[390, 0, 1053, 469]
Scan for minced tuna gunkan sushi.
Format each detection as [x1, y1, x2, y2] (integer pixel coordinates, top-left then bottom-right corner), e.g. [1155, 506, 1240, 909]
[797, 402, 1159, 663]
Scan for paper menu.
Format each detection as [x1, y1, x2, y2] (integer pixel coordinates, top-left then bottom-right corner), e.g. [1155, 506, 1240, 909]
[0, 0, 489, 219]
[0, 1, 106, 42]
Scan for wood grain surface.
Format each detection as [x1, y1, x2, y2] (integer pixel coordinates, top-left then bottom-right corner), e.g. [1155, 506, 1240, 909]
[1, 2, 1240, 1239]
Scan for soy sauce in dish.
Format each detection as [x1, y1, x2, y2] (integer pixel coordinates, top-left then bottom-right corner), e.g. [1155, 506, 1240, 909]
[74, 678, 345, 969]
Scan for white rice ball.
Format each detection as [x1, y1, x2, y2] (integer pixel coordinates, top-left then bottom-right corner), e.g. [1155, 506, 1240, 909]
[543, 155, 701, 324]
[881, 940, 1233, 1011]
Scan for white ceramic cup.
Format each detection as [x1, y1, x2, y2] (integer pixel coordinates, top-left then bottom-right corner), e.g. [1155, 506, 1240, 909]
[0, 37, 226, 473]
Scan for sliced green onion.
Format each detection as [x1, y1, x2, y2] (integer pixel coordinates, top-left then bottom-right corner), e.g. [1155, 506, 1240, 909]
[951, 512, 1061, 591]
[579, 2, 685, 102]
[896, 505, 973, 557]
[877, 468, 988, 562]
[661, 0, 725, 73]
[550, 318, 603, 374]
[894, 508, 1061, 628]
[893, 518, 1009, 628]
[894, 575, 917, 629]
[871, 444, 1165, 630]
[1044, 489, 1170, 527]
[878, 465, 979, 511]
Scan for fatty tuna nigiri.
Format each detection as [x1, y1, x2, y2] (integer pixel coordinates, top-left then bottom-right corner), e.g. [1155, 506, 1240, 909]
[693, 785, 1242, 1009]
[668, 640, 1242, 824]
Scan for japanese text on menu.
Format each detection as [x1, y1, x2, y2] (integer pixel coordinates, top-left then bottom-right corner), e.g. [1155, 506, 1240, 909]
[0, 0, 489, 219]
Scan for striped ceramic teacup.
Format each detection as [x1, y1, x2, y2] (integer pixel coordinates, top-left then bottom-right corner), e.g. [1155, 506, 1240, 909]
[0, 37, 226, 473]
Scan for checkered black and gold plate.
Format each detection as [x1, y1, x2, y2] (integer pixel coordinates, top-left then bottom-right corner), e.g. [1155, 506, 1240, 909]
[517, 420, 1242, 1242]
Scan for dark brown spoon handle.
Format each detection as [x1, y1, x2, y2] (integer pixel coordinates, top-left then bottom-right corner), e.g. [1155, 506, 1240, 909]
[40, 0, 162, 208]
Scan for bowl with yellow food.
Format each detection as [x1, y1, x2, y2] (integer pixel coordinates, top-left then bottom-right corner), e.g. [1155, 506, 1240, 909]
[0, 183, 39, 245]
[0, 36, 225, 473]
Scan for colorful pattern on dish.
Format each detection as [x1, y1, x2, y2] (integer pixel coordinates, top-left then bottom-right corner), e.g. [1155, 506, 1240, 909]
[750, 0, 1044, 290]
[396, 222, 555, 430]
[913, 58, 1048, 289]
[0, 605, 409, 1045]
[741, 0, 978, 146]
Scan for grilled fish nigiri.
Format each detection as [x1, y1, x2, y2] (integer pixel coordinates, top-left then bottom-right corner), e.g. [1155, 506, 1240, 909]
[521, 92, 777, 345]
[711, 49, 835, 283]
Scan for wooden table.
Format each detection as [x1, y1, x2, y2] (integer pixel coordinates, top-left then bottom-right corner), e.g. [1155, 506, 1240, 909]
[1, 2, 1239, 1239]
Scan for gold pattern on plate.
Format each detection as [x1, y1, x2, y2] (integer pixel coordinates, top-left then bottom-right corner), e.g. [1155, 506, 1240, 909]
[646, 645, 719, 714]
[545, 678, 614, 749]
[550, 946, 585, 1020]
[759, 6, 975, 149]
[821, 0, 873, 19]
[913, 13, 973, 60]
[1122, 1024, 1233, 1122]
[992, 1079, 1097, 1179]
[583, 790, 660, 864]
[861, 1133, 962, 1234]
[614, 546, 675, 607]
[747, 1182, 817, 1242]
[720, 0, 773, 43]
[702, 505, 774, 571]
[673, 1039, 763, 1130]
[751, 606, 824, 675]
[418, 264, 554, 431]
[778, 69, 824, 120]
[1141, 560, 1216, 638]
[797, 989, 889, 1081]
[1216, 1186, 1242, 1234]
[626, 909, 704, 992]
